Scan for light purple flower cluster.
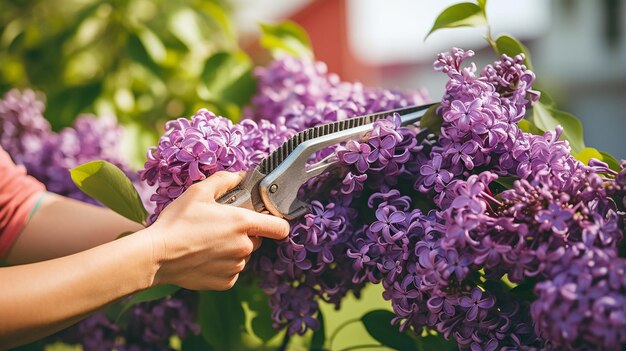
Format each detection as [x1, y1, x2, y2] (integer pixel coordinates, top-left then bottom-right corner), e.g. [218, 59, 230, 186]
[0, 89, 143, 205]
[244, 57, 431, 335]
[140, 109, 294, 224]
[532, 244, 626, 350]
[249, 55, 429, 129]
[0, 89, 50, 167]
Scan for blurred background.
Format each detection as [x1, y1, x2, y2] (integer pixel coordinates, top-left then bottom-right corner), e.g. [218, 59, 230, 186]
[234, 0, 626, 159]
[1, 0, 624, 159]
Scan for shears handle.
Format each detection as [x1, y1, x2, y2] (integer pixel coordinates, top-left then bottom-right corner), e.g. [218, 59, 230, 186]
[216, 168, 266, 212]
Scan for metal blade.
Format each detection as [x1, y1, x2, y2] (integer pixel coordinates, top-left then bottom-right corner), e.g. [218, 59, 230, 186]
[258, 104, 428, 174]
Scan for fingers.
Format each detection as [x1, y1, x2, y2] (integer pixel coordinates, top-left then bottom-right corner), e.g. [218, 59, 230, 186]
[237, 209, 290, 240]
[250, 236, 262, 252]
[195, 171, 245, 200]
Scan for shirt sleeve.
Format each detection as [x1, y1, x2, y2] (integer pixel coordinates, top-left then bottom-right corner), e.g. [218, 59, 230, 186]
[0, 146, 46, 260]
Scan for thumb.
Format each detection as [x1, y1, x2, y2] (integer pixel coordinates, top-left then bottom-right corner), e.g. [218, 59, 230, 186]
[237, 209, 291, 240]
[197, 170, 245, 200]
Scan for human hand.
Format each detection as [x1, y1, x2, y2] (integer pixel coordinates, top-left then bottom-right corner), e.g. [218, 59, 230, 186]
[145, 171, 290, 291]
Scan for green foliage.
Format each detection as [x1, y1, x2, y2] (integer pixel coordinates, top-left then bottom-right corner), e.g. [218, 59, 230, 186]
[425, 2, 487, 39]
[199, 51, 256, 121]
[529, 101, 586, 154]
[576, 147, 621, 171]
[0, 0, 238, 131]
[418, 334, 457, 351]
[238, 283, 280, 343]
[419, 103, 442, 136]
[113, 285, 181, 323]
[260, 21, 313, 58]
[600, 151, 621, 171]
[125, 285, 180, 305]
[494, 176, 518, 190]
[70, 160, 147, 224]
[494, 34, 533, 69]
[518, 119, 543, 135]
[181, 335, 214, 351]
[361, 310, 416, 350]
[197, 290, 246, 351]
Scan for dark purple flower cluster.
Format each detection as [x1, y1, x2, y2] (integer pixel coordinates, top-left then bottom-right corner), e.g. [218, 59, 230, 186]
[0, 89, 145, 205]
[325, 49, 624, 350]
[56, 293, 199, 351]
[139, 51, 626, 350]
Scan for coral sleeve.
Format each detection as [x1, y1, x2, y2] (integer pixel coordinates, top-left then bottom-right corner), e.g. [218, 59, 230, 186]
[0, 146, 46, 260]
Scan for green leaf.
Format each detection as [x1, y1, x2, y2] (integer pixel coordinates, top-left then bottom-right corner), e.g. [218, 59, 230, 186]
[127, 285, 180, 305]
[529, 102, 586, 154]
[194, 2, 236, 43]
[362, 310, 416, 351]
[574, 148, 621, 171]
[46, 81, 103, 129]
[310, 310, 325, 351]
[70, 160, 148, 224]
[419, 103, 442, 135]
[200, 51, 256, 107]
[537, 89, 556, 107]
[518, 119, 543, 135]
[476, 0, 488, 11]
[126, 32, 163, 77]
[418, 334, 457, 351]
[198, 290, 246, 351]
[600, 151, 621, 171]
[425, 3, 487, 39]
[575, 147, 604, 166]
[114, 285, 180, 323]
[260, 21, 312, 58]
[494, 34, 533, 70]
[181, 335, 214, 351]
[237, 283, 279, 343]
[494, 176, 517, 190]
[509, 278, 537, 302]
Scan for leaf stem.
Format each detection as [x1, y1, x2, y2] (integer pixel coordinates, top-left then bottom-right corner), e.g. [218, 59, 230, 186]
[278, 331, 291, 351]
[328, 317, 361, 350]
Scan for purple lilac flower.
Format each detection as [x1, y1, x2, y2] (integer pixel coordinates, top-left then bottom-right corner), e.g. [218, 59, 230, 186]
[135, 50, 626, 351]
[532, 245, 626, 350]
[0, 89, 51, 167]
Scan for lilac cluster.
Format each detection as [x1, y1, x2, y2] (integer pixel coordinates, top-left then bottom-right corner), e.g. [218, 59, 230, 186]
[532, 244, 626, 349]
[244, 57, 432, 334]
[329, 49, 624, 350]
[250, 55, 429, 130]
[140, 109, 294, 224]
[138, 51, 626, 350]
[0, 89, 144, 205]
[56, 294, 199, 351]
[0, 89, 50, 167]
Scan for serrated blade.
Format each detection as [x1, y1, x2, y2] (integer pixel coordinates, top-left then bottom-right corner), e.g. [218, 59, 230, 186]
[258, 104, 427, 174]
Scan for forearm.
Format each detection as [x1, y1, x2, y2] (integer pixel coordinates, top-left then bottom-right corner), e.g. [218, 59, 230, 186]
[6, 193, 144, 264]
[0, 231, 158, 349]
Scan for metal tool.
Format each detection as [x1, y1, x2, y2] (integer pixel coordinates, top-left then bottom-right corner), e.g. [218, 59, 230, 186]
[216, 103, 434, 220]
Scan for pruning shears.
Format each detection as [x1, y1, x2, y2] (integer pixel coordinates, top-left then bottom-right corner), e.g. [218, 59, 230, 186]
[216, 103, 434, 220]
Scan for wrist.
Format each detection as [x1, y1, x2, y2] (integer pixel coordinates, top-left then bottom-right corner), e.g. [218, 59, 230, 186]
[120, 228, 162, 290]
[138, 225, 168, 288]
